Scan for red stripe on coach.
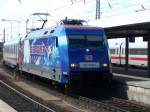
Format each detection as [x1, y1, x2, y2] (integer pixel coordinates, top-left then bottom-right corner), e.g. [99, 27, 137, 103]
[111, 56, 147, 61]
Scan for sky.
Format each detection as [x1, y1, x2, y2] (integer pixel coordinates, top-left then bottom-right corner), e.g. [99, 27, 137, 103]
[0, 0, 150, 41]
[0, 0, 94, 20]
[0, 0, 95, 41]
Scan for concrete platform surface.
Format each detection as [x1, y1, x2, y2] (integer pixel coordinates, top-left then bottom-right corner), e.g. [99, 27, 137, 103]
[127, 81, 150, 88]
[14, 81, 61, 101]
[113, 73, 150, 105]
[0, 99, 17, 112]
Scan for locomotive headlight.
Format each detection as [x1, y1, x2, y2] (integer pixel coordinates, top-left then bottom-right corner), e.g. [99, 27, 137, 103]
[70, 63, 77, 68]
[102, 63, 108, 67]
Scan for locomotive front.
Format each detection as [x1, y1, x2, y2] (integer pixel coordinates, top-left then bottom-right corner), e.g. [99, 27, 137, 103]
[63, 25, 112, 85]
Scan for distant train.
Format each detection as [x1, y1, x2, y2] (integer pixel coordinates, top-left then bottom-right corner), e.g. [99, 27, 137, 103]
[109, 38, 147, 67]
[3, 19, 112, 87]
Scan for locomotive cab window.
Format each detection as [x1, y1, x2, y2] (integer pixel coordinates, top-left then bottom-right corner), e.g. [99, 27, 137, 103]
[68, 35, 103, 48]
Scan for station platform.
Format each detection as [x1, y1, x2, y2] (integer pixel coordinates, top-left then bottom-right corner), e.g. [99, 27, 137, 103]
[113, 73, 150, 105]
[0, 99, 17, 112]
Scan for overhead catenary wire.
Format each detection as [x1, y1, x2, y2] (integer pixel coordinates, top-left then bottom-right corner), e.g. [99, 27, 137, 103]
[0, 0, 9, 7]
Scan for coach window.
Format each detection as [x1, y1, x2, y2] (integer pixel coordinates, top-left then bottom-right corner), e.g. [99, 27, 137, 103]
[13, 45, 15, 55]
[17, 45, 19, 53]
[8, 46, 9, 54]
[12, 45, 14, 54]
[13, 45, 14, 55]
[12, 45, 13, 55]
[16, 44, 17, 54]
[14, 45, 16, 55]
[11, 46, 12, 54]
[9, 45, 10, 54]
[9, 46, 10, 54]
[10, 45, 11, 54]
[144, 49, 147, 55]
[129, 49, 134, 55]
[122, 48, 124, 55]
[0, 47, 2, 55]
[129, 48, 147, 55]
[12, 45, 14, 55]
[139, 49, 147, 55]
[110, 49, 115, 54]
[6, 46, 7, 54]
[116, 48, 119, 55]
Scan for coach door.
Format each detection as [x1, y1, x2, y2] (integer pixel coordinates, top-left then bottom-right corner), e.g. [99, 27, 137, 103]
[120, 47, 125, 65]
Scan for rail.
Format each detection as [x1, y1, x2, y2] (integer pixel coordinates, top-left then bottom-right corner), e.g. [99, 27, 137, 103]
[78, 96, 150, 112]
[0, 80, 56, 112]
[79, 96, 127, 112]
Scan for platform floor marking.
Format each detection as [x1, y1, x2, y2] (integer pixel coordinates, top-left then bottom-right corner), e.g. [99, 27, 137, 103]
[0, 99, 17, 112]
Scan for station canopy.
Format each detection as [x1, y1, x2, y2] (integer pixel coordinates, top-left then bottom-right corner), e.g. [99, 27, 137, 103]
[89, 0, 150, 39]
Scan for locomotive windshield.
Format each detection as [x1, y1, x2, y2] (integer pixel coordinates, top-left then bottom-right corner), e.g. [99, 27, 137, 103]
[68, 35, 103, 48]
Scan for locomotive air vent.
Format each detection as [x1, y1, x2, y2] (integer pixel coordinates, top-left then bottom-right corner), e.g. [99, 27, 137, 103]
[50, 30, 54, 33]
[44, 31, 48, 35]
[60, 17, 87, 25]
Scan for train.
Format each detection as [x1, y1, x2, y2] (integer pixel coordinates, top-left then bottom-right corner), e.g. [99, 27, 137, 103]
[0, 42, 3, 61]
[3, 19, 112, 87]
[109, 37, 147, 67]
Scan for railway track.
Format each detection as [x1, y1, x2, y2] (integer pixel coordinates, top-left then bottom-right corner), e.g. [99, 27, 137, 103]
[110, 97, 150, 112]
[78, 96, 150, 112]
[0, 80, 56, 112]
[1, 65, 150, 112]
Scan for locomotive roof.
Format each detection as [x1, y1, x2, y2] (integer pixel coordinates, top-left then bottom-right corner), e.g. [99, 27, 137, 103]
[4, 25, 104, 45]
[25, 27, 56, 39]
[24, 25, 104, 39]
[63, 25, 103, 30]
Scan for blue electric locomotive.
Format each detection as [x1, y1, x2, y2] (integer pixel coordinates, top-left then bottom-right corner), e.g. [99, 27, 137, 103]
[3, 19, 112, 86]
